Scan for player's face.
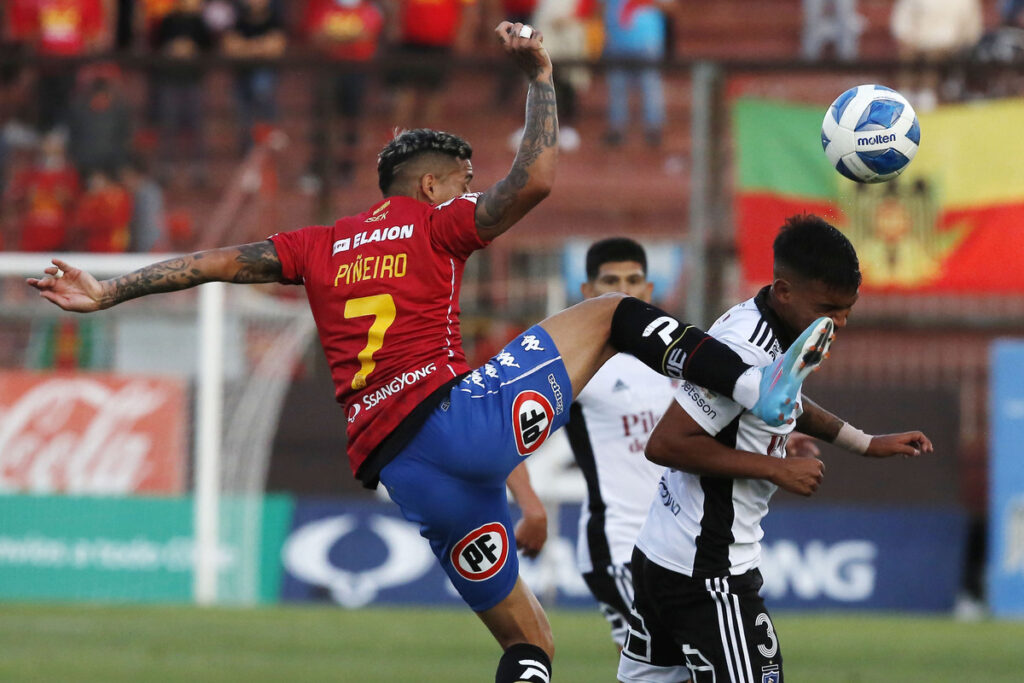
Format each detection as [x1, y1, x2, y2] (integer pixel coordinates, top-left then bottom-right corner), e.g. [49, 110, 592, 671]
[431, 159, 474, 204]
[582, 261, 653, 301]
[775, 277, 858, 333]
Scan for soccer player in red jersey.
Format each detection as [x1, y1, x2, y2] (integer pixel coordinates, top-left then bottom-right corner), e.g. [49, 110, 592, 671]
[27, 21, 834, 682]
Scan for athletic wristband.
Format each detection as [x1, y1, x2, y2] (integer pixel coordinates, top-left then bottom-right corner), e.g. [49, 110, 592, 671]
[834, 423, 872, 455]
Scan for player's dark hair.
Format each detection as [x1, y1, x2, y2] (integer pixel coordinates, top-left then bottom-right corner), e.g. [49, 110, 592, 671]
[585, 237, 648, 280]
[773, 214, 861, 292]
[377, 128, 473, 194]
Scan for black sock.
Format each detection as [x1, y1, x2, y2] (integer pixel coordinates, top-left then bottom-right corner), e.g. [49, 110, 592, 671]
[495, 643, 552, 683]
[610, 296, 751, 398]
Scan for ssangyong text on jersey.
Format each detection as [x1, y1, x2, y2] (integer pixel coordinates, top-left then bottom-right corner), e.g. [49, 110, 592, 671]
[362, 363, 437, 410]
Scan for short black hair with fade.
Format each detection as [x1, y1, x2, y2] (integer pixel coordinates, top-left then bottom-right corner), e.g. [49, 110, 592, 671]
[377, 129, 473, 195]
[773, 214, 861, 293]
[585, 237, 648, 280]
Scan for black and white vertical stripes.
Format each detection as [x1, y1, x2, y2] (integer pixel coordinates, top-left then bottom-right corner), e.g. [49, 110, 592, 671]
[706, 577, 754, 683]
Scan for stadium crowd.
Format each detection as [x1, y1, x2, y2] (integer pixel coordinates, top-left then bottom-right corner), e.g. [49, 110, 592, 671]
[0, 0, 1015, 255]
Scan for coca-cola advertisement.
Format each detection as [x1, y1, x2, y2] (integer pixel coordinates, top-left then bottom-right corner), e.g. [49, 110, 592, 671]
[0, 371, 187, 495]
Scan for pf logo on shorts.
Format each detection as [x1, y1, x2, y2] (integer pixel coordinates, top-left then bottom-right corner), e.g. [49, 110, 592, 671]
[451, 522, 509, 582]
[512, 390, 553, 456]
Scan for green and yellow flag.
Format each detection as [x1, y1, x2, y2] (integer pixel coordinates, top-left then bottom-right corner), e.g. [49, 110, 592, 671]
[734, 96, 1024, 292]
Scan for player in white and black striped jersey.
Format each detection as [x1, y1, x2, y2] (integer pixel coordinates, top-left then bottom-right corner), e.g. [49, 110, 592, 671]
[618, 215, 934, 683]
[565, 238, 677, 651]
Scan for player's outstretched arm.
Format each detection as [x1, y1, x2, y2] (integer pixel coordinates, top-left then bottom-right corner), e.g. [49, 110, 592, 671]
[646, 402, 825, 497]
[26, 240, 283, 312]
[475, 21, 557, 242]
[796, 396, 934, 458]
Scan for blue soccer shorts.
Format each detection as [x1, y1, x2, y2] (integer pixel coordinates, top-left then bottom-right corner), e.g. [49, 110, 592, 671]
[378, 325, 572, 612]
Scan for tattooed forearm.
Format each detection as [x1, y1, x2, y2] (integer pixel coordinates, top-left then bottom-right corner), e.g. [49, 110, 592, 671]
[102, 254, 213, 307]
[100, 242, 282, 307]
[478, 79, 558, 229]
[232, 240, 283, 283]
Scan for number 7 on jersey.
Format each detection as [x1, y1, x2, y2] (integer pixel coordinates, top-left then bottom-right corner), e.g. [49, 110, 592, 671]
[344, 294, 397, 390]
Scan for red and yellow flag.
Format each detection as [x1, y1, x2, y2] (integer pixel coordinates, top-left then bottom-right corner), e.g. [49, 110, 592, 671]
[734, 97, 1024, 293]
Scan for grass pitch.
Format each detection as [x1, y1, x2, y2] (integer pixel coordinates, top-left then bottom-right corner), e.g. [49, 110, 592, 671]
[1, 604, 1022, 682]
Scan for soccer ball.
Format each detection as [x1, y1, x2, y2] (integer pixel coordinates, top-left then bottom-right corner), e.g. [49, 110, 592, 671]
[821, 84, 921, 183]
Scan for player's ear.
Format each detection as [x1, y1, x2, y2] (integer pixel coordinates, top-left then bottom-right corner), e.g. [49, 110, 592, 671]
[581, 281, 595, 299]
[641, 281, 654, 303]
[419, 173, 437, 201]
[772, 278, 793, 302]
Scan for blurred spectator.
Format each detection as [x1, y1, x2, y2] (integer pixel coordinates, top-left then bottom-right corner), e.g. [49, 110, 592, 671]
[891, 0, 984, 111]
[132, 1, 178, 141]
[153, 0, 213, 185]
[967, 3, 1024, 99]
[121, 158, 167, 252]
[1003, 0, 1024, 23]
[68, 66, 133, 177]
[72, 170, 133, 252]
[223, 0, 287, 153]
[802, 0, 864, 61]
[532, 0, 588, 151]
[203, 0, 240, 37]
[386, 0, 480, 129]
[487, 0, 538, 105]
[9, 0, 109, 133]
[601, 0, 666, 147]
[300, 0, 385, 191]
[114, 0, 142, 50]
[4, 131, 80, 251]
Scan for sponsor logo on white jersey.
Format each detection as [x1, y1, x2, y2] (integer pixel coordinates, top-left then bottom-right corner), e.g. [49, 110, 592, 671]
[451, 522, 509, 581]
[680, 381, 718, 420]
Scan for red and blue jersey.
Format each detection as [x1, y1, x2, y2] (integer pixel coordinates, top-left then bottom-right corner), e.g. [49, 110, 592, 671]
[269, 194, 487, 477]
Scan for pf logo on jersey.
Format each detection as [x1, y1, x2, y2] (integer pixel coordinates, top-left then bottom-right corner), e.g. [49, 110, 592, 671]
[451, 522, 509, 581]
[512, 390, 553, 456]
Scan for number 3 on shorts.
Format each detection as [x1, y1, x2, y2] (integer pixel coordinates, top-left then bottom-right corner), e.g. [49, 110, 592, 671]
[344, 294, 396, 390]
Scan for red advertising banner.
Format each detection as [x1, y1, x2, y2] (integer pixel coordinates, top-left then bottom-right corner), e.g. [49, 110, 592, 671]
[0, 372, 187, 494]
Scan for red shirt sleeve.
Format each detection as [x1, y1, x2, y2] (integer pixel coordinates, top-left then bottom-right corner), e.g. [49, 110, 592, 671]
[269, 227, 317, 284]
[426, 193, 489, 260]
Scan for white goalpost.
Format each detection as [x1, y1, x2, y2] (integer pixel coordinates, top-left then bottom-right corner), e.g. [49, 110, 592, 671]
[0, 252, 317, 605]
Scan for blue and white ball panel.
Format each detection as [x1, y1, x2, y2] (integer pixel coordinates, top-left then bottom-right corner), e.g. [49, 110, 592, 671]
[821, 84, 920, 182]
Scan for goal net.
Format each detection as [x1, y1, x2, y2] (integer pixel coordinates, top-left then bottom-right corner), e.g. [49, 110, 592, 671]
[0, 252, 317, 605]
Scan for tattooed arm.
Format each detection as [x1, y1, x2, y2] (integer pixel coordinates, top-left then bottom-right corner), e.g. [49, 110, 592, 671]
[26, 241, 283, 313]
[475, 21, 558, 242]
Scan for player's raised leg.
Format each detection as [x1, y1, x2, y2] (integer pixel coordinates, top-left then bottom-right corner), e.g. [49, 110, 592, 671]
[537, 293, 835, 426]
